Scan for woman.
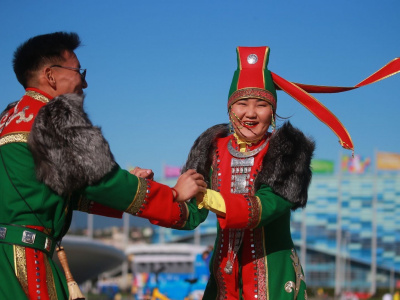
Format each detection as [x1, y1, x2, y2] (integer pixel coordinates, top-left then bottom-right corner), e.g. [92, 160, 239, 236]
[169, 46, 314, 299]
[156, 46, 400, 300]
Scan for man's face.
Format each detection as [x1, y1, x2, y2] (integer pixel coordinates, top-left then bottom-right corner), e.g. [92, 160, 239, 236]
[51, 50, 88, 96]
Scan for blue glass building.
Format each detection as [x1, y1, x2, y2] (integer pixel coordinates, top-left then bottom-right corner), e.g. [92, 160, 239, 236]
[155, 172, 400, 293]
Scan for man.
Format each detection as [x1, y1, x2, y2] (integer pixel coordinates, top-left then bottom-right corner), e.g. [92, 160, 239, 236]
[0, 32, 205, 299]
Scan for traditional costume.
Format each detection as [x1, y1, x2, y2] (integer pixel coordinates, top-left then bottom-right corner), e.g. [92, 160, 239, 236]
[153, 46, 400, 299]
[0, 89, 187, 299]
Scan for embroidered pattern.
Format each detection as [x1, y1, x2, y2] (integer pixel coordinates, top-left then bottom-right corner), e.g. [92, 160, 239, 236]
[0, 132, 29, 146]
[285, 281, 295, 293]
[171, 202, 189, 229]
[44, 254, 57, 299]
[246, 195, 262, 228]
[26, 90, 50, 103]
[14, 245, 29, 296]
[228, 87, 276, 109]
[125, 177, 148, 215]
[254, 227, 268, 300]
[213, 231, 227, 300]
[211, 153, 227, 299]
[285, 248, 306, 299]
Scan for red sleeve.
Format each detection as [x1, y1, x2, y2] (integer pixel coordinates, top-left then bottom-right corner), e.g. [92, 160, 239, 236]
[125, 178, 188, 228]
[217, 192, 261, 229]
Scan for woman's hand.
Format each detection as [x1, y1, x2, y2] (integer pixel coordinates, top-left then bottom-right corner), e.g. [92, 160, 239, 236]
[173, 169, 207, 202]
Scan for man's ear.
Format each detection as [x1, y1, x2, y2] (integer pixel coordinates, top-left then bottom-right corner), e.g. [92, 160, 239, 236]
[44, 67, 56, 88]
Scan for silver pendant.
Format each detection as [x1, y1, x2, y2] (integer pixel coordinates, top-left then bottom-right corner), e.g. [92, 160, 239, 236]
[224, 260, 233, 274]
[231, 157, 254, 194]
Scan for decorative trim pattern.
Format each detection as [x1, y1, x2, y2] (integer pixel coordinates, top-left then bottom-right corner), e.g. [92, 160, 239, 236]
[254, 227, 268, 300]
[25, 90, 50, 103]
[228, 87, 276, 109]
[246, 195, 262, 228]
[125, 177, 148, 215]
[290, 248, 306, 299]
[14, 245, 29, 296]
[0, 132, 29, 146]
[44, 253, 58, 299]
[213, 231, 227, 300]
[171, 202, 189, 229]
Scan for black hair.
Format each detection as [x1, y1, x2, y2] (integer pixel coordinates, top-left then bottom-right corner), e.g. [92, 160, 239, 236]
[12, 32, 81, 88]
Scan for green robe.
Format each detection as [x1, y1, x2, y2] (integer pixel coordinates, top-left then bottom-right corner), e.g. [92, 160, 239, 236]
[0, 89, 186, 299]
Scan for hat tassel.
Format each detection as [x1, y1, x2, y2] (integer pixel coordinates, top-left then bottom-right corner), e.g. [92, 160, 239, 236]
[56, 246, 85, 300]
[271, 71, 354, 152]
[271, 57, 400, 154]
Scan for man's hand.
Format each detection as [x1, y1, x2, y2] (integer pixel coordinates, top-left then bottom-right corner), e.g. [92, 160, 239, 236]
[129, 167, 154, 180]
[173, 169, 207, 202]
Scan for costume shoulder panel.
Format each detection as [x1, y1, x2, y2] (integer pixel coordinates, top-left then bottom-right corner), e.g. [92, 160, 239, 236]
[28, 93, 116, 195]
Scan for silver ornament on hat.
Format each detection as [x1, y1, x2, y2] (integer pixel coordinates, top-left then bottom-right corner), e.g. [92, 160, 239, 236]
[247, 54, 258, 64]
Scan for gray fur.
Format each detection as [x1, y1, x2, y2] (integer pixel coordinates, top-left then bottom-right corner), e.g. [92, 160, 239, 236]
[28, 93, 116, 195]
[181, 124, 230, 185]
[254, 122, 315, 209]
[182, 122, 314, 210]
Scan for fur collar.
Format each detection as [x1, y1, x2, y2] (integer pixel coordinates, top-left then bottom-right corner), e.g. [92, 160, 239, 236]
[182, 122, 314, 209]
[28, 93, 116, 195]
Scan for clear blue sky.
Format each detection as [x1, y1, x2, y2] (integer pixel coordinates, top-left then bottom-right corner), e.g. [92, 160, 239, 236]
[1, 0, 399, 180]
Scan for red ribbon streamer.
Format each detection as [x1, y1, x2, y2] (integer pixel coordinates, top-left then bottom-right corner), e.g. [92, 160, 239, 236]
[272, 57, 400, 151]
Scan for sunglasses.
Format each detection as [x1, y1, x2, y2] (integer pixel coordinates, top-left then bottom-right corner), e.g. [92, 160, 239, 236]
[50, 65, 87, 82]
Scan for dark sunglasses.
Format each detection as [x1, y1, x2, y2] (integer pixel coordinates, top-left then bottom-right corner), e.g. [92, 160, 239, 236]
[50, 65, 87, 82]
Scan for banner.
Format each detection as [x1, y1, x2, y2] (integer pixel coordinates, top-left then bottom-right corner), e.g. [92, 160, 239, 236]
[164, 165, 182, 178]
[341, 155, 371, 174]
[311, 159, 334, 174]
[376, 152, 400, 170]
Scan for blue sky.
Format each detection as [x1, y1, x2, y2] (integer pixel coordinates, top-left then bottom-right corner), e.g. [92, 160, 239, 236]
[1, 0, 399, 181]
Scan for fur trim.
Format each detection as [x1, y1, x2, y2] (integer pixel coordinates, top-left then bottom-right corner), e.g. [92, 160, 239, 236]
[28, 93, 116, 195]
[183, 122, 314, 210]
[255, 122, 315, 209]
[181, 124, 230, 185]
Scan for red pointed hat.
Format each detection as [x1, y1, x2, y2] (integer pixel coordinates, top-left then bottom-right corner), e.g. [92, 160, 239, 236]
[228, 46, 400, 152]
[228, 47, 277, 110]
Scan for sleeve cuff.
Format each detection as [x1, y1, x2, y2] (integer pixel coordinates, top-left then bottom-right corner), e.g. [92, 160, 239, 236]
[197, 189, 226, 216]
[125, 177, 188, 228]
[217, 193, 262, 229]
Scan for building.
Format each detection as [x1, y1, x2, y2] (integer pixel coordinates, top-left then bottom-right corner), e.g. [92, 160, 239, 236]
[155, 172, 400, 294]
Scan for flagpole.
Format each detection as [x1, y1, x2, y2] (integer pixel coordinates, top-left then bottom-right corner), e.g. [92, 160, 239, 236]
[87, 214, 93, 239]
[159, 162, 166, 244]
[370, 149, 378, 296]
[122, 213, 130, 289]
[335, 150, 343, 299]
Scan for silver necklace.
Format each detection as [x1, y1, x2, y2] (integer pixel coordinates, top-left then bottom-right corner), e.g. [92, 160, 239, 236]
[227, 138, 269, 158]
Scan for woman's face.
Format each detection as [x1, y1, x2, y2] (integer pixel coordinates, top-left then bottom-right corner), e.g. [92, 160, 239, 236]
[230, 98, 273, 142]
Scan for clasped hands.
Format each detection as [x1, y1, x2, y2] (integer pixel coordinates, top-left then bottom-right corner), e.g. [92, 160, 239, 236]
[130, 167, 206, 202]
[172, 169, 207, 202]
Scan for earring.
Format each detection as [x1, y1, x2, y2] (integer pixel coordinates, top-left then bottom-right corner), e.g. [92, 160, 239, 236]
[271, 110, 276, 133]
[229, 121, 235, 134]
